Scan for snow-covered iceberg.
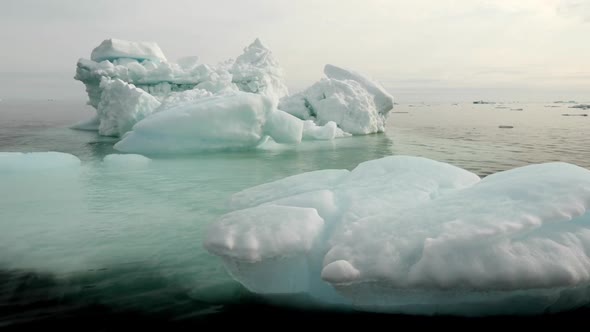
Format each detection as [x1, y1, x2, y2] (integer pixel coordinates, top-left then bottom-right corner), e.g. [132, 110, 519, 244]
[205, 156, 590, 315]
[74, 38, 394, 151]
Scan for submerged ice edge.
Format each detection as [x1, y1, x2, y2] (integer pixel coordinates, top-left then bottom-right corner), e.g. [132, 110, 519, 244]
[204, 155, 590, 316]
[74, 38, 393, 153]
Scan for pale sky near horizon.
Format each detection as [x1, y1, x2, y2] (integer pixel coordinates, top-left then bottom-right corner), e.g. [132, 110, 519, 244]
[0, 0, 588, 102]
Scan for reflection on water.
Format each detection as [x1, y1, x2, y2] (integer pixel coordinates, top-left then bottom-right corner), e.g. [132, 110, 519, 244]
[0, 100, 589, 327]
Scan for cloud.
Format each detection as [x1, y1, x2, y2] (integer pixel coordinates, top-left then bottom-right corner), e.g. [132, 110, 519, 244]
[558, 0, 590, 22]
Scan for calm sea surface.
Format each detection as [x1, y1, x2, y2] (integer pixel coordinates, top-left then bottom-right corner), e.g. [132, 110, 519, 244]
[0, 99, 588, 328]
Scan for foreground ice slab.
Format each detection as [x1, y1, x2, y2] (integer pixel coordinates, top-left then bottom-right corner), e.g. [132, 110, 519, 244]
[205, 156, 590, 315]
[114, 92, 303, 154]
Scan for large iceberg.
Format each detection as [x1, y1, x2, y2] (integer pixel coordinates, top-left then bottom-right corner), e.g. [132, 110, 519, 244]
[74, 38, 395, 151]
[205, 156, 590, 315]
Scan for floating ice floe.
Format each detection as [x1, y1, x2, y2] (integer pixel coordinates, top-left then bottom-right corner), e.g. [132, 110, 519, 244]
[0, 152, 81, 171]
[74, 38, 394, 151]
[205, 155, 590, 316]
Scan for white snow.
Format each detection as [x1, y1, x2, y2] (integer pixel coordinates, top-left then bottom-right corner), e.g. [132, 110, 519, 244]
[90, 39, 167, 62]
[114, 92, 302, 154]
[324, 64, 394, 115]
[96, 78, 161, 137]
[231, 38, 288, 102]
[205, 156, 590, 315]
[278, 65, 394, 135]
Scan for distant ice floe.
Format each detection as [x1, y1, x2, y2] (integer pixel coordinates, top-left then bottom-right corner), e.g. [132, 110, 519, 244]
[0, 152, 81, 171]
[74, 38, 394, 153]
[205, 155, 590, 316]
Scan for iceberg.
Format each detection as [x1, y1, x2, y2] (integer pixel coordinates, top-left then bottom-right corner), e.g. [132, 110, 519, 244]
[205, 156, 590, 315]
[74, 38, 395, 150]
[279, 65, 394, 134]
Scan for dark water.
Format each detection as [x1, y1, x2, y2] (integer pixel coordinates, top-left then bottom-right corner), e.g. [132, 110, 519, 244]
[1, 99, 589, 329]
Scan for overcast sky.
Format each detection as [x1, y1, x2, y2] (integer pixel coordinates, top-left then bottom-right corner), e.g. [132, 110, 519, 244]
[0, 0, 588, 101]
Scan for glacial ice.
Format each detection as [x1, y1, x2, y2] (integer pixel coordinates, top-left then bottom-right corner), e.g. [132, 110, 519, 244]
[114, 92, 303, 154]
[205, 156, 590, 315]
[278, 65, 394, 134]
[75, 38, 394, 148]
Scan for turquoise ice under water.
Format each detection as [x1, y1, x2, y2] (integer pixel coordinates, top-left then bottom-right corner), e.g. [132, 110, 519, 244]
[0, 99, 589, 318]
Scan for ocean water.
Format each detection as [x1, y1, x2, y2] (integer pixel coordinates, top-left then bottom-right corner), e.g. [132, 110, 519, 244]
[0, 99, 589, 328]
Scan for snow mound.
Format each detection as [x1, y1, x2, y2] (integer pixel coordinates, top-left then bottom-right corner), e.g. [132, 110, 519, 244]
[91, 39, 167, 62]
[231, 38, 288, 102]
[205, 156, 590, 315]
[279, 65, 394, 134]
[0, 152, 81, 172]
[96, 78, 161, 137]
[324, 64, 394, 115]
[114, 92, 302, 154]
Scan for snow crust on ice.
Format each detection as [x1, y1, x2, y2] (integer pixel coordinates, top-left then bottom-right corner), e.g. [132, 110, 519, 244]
[91, 39, 167, 63]
[278, 65, 394, 134]
[114, 92, 302, 154]
[205, 156, 590, 315]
